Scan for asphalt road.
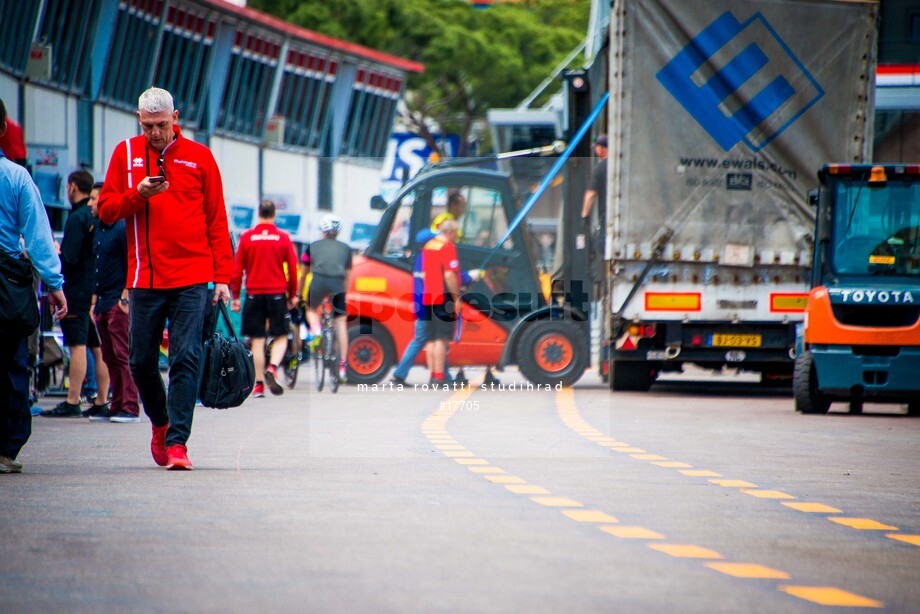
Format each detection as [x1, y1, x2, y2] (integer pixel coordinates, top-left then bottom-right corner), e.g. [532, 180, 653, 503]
[2, 366, 919, 613]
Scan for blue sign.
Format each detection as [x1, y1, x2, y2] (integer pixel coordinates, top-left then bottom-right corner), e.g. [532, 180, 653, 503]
[656, 11, 823, 152]
[230, 205, 254, 230]
[275, 214, 301, 234]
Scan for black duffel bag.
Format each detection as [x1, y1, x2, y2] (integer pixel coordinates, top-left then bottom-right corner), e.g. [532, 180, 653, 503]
[0, 250, 40, 338]
[199, 299, 255, 409]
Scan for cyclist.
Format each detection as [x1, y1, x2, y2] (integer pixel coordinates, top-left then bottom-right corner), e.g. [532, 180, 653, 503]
[230, 200, 299, 397]
[301, 214, 352, 382]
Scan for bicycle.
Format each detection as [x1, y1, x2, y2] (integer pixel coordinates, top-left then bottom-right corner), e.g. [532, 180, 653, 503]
[312, 296, 339, 393]
[266, 317, 300, 390]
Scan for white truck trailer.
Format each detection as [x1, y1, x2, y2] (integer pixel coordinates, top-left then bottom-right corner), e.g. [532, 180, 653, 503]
[605, 0, 879, 390]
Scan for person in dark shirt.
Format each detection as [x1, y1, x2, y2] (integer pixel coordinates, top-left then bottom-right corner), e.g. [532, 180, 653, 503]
[90, 182, 139, 423]
[41, 171, 111, 419]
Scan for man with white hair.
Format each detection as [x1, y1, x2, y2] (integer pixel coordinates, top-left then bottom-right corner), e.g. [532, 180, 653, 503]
[98, 87, 233, 471]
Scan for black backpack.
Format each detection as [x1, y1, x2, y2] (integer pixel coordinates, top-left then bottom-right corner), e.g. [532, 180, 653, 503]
[0, 250, 40, 338]
[199, 299, 255, 409]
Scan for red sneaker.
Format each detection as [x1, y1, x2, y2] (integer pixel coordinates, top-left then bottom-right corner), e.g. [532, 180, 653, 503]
[252, 382, 265, 398]
[151, 424, 169, 466]
[166, 444, 193, 471]
[264, 365, 284, 396]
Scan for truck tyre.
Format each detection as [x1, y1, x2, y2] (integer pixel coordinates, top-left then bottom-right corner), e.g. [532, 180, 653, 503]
[793, 351, 831, 414]
[908, 402, 920, 416]
[610, 360, 654, 392]
[346, 324, 395, 386]
[517, 321, 587, 387]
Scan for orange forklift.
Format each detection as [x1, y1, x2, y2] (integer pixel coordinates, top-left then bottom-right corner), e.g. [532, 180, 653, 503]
[794, 164, 920, 414]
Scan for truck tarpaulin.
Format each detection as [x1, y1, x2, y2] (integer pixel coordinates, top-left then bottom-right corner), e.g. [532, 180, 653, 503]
[608, 0, 877, 272]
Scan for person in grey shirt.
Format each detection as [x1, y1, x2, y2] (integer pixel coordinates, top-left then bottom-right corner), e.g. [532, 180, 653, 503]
[300, 214, 352, 382]
[0, 97, 68, 473]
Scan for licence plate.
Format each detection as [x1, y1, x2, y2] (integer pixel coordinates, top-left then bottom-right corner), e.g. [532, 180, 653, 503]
[710, 334, 762, 348]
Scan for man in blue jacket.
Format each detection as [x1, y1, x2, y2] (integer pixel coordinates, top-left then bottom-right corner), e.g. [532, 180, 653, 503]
[0, 98, 68, 473]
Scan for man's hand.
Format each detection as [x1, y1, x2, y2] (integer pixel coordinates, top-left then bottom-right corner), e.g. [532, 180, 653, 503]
[287, 295, 300, 311]
[231, 297, 242, 312]
[137, 177, 169, 200]
[467, 269, 483, 282]
[213, 283, 231, 305]
[48, 290, 68, 320]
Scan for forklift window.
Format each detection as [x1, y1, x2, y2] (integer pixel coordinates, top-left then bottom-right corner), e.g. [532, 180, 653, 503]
[832, 180, 920, 276]
[383, 188, 417, 259]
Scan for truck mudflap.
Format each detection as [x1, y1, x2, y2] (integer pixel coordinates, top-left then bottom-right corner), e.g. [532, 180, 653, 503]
[810, 344, 920, 400]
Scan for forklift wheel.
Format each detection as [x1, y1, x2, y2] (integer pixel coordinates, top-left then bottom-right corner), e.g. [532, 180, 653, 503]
[517, 320, 587, 387]
[793, 351, 831, 414]
[346, 324, 395, 386]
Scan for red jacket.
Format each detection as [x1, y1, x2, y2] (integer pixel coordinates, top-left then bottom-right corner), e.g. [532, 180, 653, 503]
[97, 126, 233, 289]
[230, 222, 299, 298]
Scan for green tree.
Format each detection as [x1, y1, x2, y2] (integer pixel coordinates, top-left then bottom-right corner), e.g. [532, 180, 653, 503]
[248, 0, 589, 155]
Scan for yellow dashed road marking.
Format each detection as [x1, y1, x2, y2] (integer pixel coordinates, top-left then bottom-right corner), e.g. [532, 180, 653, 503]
[742, 489, 795, 499]
[887, 534, 920, 547]
[443, 450, 475, 458]
[485, 475, 526, 484]
[505, 484, 551, 495]
[600, 526, 665, 540]
[779, 586, 883, 608]
[829, 518, 898, 531]
[435, 444, 466, 451]
[707, 563, 790, 579]
[468, 466, 504, 474]
[782, 502, 842, 514]
[552, 387, 887, 608]
[562, 510, 619, 523]
[710, 479, 757, 488]
[531, 496, 583, 508]
[649, 544, 723, 559]
[454, 458, 489, 466]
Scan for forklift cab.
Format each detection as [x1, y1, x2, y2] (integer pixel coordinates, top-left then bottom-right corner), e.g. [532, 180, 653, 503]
[367, 167, 546, 321]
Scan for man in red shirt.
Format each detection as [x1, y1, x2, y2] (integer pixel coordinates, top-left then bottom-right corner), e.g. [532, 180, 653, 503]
[98, 87, 233, 471]
[0, 116, 27, 168]
[230, 200, 299, 397]
[420, 219, 462, 385]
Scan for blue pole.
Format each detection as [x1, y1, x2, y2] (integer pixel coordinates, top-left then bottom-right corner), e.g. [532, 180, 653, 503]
[480, 91, 609, 269]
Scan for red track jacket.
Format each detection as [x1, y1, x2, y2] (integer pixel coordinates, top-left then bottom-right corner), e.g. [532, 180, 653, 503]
[230, 222, 299, 298]
[97, 126, 232, 289]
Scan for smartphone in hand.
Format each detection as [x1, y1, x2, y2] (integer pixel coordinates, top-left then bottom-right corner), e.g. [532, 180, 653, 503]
[148, 175, 166, 185]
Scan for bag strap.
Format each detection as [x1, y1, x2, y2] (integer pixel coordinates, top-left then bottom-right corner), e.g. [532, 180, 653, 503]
[209, 298, 243, 342]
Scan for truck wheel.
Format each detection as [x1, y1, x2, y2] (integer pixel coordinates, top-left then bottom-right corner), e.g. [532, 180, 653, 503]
[517, 321, 587, 387]
[907, 402, 920, 416]
[346, 324, 394, 386]
[793, 351, 830, 414]
[610, 360, 654, 392]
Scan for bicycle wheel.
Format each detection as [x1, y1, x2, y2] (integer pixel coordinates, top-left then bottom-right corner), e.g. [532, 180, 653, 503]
[326, 326, 339, 394]
[313, 337, 325, 392]
[283, 337, 299, 389]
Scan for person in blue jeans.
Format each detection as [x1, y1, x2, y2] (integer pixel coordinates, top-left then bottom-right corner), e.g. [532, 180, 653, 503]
[390, 228, 480, 386]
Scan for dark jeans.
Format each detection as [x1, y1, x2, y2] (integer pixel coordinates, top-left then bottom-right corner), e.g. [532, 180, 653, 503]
[95, 303, 139, 415]
[129, 284, 208, 447]
[0, 335, 31, 460]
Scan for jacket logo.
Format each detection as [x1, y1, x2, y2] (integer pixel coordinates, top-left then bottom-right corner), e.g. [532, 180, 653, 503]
[174, 159, 198, 169]
[132, 157, 144, 168]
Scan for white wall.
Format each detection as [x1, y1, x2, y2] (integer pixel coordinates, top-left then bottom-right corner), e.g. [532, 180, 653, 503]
[211, 135, 260, 207]
[95, 106, 138, 176]
[333, 159, 385, 245]
[262, 147, 314, 240]
[0, 73, 18, 120]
